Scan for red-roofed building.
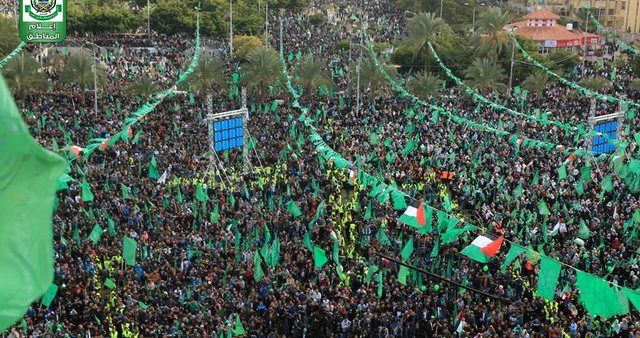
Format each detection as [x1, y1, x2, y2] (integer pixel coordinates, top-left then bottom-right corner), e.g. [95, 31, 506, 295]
[504, 9, 600, 54]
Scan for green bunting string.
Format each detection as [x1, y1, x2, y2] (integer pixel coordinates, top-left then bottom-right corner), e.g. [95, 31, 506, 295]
[589, 12, 640, 57]
[0, 42, 26, 69]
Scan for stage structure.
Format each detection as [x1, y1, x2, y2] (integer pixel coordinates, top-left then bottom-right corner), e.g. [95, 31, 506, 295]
[588, 100, 626, 156]
[204, 89, 251, 177]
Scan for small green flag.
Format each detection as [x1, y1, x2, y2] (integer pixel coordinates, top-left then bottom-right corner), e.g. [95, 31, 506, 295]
[232, 316, 246, 335]
[253, 250, 265, 282]
[120, 183, 131, 200]
[40, 283, 58, 307]
[148, 155, 159, 179]
[196, 183, 206, 202]
[138, 301, 148, 310]
[123, 236, 137, 266]
[313, 246, 328, 269]
[558, 165, 567, 180]
[538, 200, 551, 216]
[400, 238, 414, 261]
[286, 200, 302, 218]
[104, 278, 116, 290]
[81, 179, 94, 202]
[89, 224, 104, 244]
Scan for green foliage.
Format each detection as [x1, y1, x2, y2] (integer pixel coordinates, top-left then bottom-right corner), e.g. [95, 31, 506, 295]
[67, 0, 142, 34]
[127, 75, 159, 98]
[0, 15, 20, 57]
[2, 52, 47, 94]
[309, 13, 326, 26]
[473, 8, 511, 58]
[373, 42, 392, 55]
[336, 39, 351, 51]
[240, 46, 282, 98]
[521, 72, 553, 94]
[185, 55, 226, 94]
[396, 0, 476, 32]
[547, 49, 580, 73]
[234, 35, 263, 60]
[210, 0, 265, 37]
[631, 79, 640, 92]
[403, 12, 450, 71]
[407, 72, 443, 100]
[350, 54, 398, 97]
[578, 77, 610, 92]
[60, 50, 106, 102]
[294, 55, 333, 94]
[464, 57, 508, 93]
[151, 0, 197, 35]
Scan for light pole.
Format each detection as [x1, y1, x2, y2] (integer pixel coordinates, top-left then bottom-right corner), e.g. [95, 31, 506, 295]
[582, 8, 589, 77]
[464, 2, 476, 33]
[264, 0, 269, 46]
[440, 0, 444, 18]
[508, 28, 516, 94]
[147, 0, 151, 43]
[229, 0, 234, 57]
[85, 42, 100, 114]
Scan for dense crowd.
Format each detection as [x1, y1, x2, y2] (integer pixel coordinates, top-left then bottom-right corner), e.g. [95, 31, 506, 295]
[4, 0, 640, 337]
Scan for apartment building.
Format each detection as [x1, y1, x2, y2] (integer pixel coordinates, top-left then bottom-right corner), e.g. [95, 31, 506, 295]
[541, 0, 640, 34]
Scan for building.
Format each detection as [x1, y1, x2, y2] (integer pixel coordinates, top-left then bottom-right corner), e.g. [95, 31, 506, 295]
[505, 9, 601, 54]
[543, 0, 640, 35]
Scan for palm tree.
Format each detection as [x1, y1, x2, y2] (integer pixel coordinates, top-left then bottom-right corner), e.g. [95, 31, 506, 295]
[294, 55, 333, 95]
[631, 79, 640, 92]
[2, 52, 47, 94]
[407, 72, 443, 101]
[350, 55, 398, 97]
[60, 49, 105, 103]
[185, 55, 225, 95]
[240, 46, 282, 98]
[473, 8, 511, 58]
[464, 57, 508, 93]
[578, 77, 610, 92]
[0, 15, 21, 57]
[403, 12, 449, 71]
[127, 75, 159, 98]
[521, 72, 553, 94]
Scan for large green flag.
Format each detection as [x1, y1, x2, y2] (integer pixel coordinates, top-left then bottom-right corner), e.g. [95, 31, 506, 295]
[123, 237, 137, 266]
[313, 246, 328, 269]
[0, 75, 65, 331]
[89, 224, 104, 244]
[536, 256, 561, 301]
[148, 155, 159, 179]
[575, 270, 629, 318]
[196, 183, 207, 202]
[400, 238, 414, 261]
[500, 244, 527, 274]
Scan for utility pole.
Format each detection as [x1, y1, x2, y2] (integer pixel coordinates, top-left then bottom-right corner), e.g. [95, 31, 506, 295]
[440, 0, 444, 18]
[356, 31, 363, 114]
[92, 60, 98, 114]
[472, 3, 476, 34]
[264, 0, 269, 46]
[509, 30, 516, 94]
[582, 8, 589, 77]
[229, 0, 234, 57]
[279, 13, 283, 56]
[147, 0, 151, 43]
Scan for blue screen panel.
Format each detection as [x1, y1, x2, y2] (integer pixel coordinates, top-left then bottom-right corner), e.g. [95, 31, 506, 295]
[592, 121, 617, 155]
[213, 117, 244, 152]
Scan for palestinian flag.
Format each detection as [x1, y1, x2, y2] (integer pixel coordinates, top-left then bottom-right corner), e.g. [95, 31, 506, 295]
[398, 203, 426, 228]
[460, 235, 503, 263]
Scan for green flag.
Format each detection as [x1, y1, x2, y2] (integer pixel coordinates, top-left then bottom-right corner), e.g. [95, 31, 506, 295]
[578, 219, 590, 239]
[120, 183, 131, 200]
[400, 238, 414, 261]
[40, 283, 58, 308]
[148, 155, 159, 179]
[538, 200, 551, 216]
[253, 250, 264, 282]
[536, 256, 561, 301]
[196, 183, 206, 202]
[0, 75, 65, 331]
[89, 224, 104, 244]
[398, 265, 409, 285]
[107, 217, 116, 236]
[81, 179, 94, 202]
[602, 174, 613, 192]
[313, 246, 328, 269]
[558, 165, 567, 180]
[138, 301, 148, 310]
[104, 278, 116, 290]
[500, 244, 526, 274]
[364, 264, 379, 284]
[575, 270, 628, 318]
[287, 200, 302, 218]
[364, 200, 372, 220]
[232, 316, 246, 335]
[123, 237, 137, 266]
[622, 288, 640, 313]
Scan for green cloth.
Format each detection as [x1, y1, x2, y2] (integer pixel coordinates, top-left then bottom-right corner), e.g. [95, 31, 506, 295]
[400, 238, 414, 261]
[148, 155, 159, 179]
[313, 246, 328, 269]
[123, 237, 137, 266]
[398, 265, 410, 285]
[104, 278, 116, 290]
[40, 283, 58, 308]
[0, 75, 65, 331]
[392, 192, 407, 210]
[500, 244, 527, 274]
[81, 179, 94, 202]
[253, 250, 264, 282]
[120, 183, 131, 199]
[538, 200, 551, 216]
[287, 200, 302, 218]
[622, 288, 640, 313]
[364, 264, 379, 284]
[89, 224, 104, 244]
[558, 165, 567, 180]
[575, 270, 628, 318]
[232, 316, 246, 335]
[364, 200, 372, 220]
[196, 183, 206, 202]
[138, 301, 148, 310]
[536, 256, 561, 301]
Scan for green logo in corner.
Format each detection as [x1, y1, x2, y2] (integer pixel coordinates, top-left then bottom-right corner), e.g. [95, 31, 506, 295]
[19, 0, 66, 43]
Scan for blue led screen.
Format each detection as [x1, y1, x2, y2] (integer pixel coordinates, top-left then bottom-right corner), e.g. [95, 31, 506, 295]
[592, 121, 617, 155]
[214, 117, 244, 152]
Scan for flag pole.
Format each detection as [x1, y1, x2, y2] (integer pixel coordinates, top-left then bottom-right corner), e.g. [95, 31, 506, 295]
[373, 252, 509, 303]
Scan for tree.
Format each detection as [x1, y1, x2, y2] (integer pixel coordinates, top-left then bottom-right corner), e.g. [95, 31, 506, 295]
[403, 12, 449, 71]
[185, 55, 226, 94]
[578, 77, 610, 92]
[293, 55, 333, 95]
[464, 57, 508, 93]
[60, 50, 106, 103]
[151, 0, 197, 35]
[547, 49, 580, 73]
[234, 35, 263, 60]
[472, 8, 511, 58]
[240, 46, 282, 98]
[349, 54, 398, 97]
[0, 15, 20, 57]
[631, 79, 640, 92]
[127, 75, 159, 98]
[2, 52, 47, 94]
[521, 72, 553, 94]
[407, 72, 443, 100]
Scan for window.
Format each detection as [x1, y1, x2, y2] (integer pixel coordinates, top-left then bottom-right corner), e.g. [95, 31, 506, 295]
[609, 9, 615, 15]
[622, 1, 626, 10]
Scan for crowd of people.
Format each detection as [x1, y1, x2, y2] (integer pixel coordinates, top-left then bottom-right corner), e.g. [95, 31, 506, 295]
[4, 0, 640, 337]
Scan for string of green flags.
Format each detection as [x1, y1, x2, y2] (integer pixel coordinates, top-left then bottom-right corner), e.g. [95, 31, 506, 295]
[588, 12, 640, 57]
[0, 42, 26, 69]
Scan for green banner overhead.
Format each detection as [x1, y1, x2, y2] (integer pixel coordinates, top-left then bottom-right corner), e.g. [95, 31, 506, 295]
[19, 0, 67, 43]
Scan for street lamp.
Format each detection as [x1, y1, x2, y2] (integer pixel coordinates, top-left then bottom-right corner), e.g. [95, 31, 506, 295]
[229, 0, 234, 57]
[508, 27, 516, 94]
[85, 42, 101, 114]
[463, 1, 476, 34]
